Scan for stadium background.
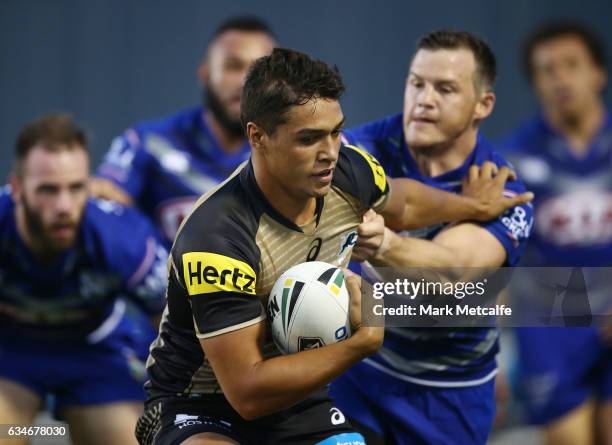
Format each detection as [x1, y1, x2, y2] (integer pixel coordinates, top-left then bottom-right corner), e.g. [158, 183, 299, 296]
[1, 0, 611, 181]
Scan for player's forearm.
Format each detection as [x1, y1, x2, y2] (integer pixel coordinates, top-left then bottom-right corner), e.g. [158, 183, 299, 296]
[233, 330, 380, 420]
[389, 179, 481, 231]
[371, 229, 461, 268]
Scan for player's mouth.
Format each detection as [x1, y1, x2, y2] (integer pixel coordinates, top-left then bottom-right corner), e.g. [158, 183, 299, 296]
[227, 95, 242, 113]
[412, 116, 437, 125]
[50, 222, 77, 240]
[312, 168, 334, 183]
[552, 88, 574, 104]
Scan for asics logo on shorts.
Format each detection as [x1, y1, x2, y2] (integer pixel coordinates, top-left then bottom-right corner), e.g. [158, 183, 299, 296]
[329, 407, 346, 425]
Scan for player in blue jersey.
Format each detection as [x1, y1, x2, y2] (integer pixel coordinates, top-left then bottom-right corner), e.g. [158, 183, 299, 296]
[330, 30, 534, 445]
[499, 22, 612, 445]
[0, 114, 168, 445]
[92, 16, 276, 245]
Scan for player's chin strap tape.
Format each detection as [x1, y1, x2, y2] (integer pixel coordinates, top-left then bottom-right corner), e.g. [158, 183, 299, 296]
[135, 400, 162, 445]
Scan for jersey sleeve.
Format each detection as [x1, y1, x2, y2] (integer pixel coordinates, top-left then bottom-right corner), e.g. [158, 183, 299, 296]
[170, 203, 263, 339]
[94, 200, 168, 315]
[96, 128, 149, 200]
[478, 179, 534, 266]
[333, 144, 390, 213]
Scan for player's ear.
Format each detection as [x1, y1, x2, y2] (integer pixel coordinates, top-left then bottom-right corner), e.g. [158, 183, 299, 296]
[8, 172, 22, 202]
[595, 66, 607, 93]
[197, 60, 209, 86]
[247, 122, 267, 154]
[474, 90, 496, 122]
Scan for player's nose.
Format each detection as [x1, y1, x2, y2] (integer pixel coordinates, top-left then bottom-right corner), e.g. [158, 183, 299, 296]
[54, 189, 76, 215]
[416, 84, 436, 107]
[319, 136, 340, 163]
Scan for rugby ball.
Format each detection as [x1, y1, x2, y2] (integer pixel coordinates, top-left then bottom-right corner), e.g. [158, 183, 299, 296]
[267, 261, 352, 354]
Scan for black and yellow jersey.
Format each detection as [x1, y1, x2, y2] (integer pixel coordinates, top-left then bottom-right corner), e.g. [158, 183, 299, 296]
[145, 144, 389, 398]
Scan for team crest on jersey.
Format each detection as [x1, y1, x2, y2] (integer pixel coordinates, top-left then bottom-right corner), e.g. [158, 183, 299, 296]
[338, 230, 358, 257]
[79, 271, 119, 301]
[500, 198, 533, 246]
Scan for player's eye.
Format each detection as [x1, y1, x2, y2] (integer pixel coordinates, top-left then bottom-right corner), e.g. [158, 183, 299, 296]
[70, 183, 86, 193]
[300, 136, 318, 145]
[37, 185, 59, 196]
[565, 57, 579, 70]
[541, 62, 555, 76]
[410, 78, 423, 88]
[225, 58, 245, 72]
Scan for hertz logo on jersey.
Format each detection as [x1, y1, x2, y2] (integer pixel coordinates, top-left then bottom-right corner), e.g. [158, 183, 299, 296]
[182, 252, 256, 296]
[345, 144, 387, 193]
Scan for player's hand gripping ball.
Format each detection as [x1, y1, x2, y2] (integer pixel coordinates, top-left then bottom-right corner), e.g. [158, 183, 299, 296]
[267, 261, 352, 354]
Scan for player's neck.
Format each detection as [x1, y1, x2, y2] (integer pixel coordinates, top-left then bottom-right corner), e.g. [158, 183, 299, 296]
[409, 130, 477, 177]
[203, 111, 246, 154]
[545, 100, 605, 157]
[252, 161, 318, 226]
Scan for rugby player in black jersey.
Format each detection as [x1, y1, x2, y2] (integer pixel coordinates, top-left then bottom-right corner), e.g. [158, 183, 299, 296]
[137, 48, 532, 445]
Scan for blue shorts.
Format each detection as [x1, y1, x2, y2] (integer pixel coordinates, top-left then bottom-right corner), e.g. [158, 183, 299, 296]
[515, 327, 612, 425]
[0, 300, 156, 410]
[330, 361, 496, 445]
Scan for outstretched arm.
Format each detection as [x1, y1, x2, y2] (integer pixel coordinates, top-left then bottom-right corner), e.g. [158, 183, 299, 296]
[381, 163, 533, 231]
[353, 210, 506, 268]
[374, 222, 507, 268]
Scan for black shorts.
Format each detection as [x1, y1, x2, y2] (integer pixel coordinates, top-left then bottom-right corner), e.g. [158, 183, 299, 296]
[138, 389, 366, 445]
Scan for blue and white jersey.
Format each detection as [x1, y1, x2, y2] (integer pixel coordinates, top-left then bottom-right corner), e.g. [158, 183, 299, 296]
[343, 113, 533, 385]
[0, 188, 168, 340]
[499, 112, 612, 267]
[97, 106, 251, 245]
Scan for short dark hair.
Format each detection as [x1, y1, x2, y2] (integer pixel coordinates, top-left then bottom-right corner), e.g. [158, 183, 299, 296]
[416, 30, 497, 91]
[15, 113, 88, 175]
[523, 21, 607, 81]
[212, 15, 276, 40]
[240, 47, 345, 135]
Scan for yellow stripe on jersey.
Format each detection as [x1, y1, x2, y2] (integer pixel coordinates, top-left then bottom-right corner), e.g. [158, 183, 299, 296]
[345, 144, 387, 193]
[182, 252, 256, 296]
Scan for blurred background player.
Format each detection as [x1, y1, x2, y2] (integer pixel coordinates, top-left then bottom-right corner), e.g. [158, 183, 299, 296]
[0, 114, 168, 445]
[92, 16, 276, 245]
[332, 30, 533, 445]
[500, 21, 612, 445]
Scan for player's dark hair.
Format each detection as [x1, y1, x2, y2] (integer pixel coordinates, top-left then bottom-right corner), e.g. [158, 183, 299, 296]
[213, 15, 276, 40]
[522, 21, 607, 81]
[416, 30, 497, 91]
[15, 113, 88, 175]
[241, 47, 345, 135]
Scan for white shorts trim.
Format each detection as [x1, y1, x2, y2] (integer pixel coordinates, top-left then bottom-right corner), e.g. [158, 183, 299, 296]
[362, 358, 498, 388]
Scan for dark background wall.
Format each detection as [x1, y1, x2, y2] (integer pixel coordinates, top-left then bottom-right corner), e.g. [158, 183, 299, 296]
[1, 0, 610, 180]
